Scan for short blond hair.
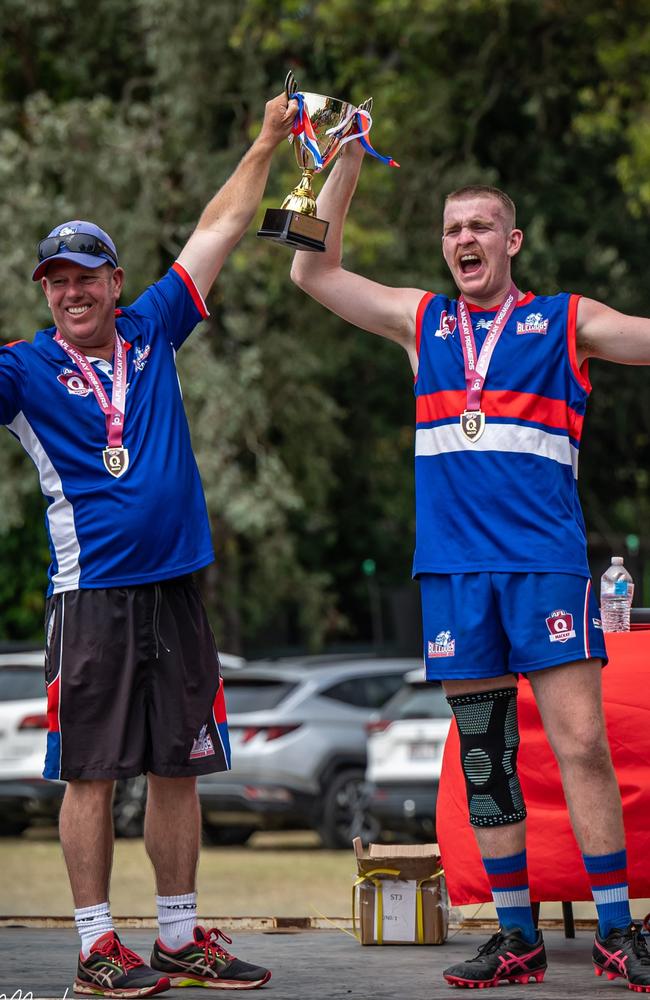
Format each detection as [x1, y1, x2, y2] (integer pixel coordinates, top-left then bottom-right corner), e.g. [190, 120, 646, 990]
[445, 185, 516, 231]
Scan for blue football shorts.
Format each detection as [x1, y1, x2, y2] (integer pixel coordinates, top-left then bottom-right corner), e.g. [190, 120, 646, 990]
[420, 572, 608, 681]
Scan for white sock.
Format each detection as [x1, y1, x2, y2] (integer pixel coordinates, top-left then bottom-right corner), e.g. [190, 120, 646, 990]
[74, 902, 113, 958]
[156, 892, 197, 949]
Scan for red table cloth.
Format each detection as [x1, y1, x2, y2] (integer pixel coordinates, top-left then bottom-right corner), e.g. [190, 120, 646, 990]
[437, 629, 650, 904]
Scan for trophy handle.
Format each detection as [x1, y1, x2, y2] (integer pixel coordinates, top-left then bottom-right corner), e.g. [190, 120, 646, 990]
[285, 70, 298, 100]
[285, 71, 299, 146]
[358, 97, 373, 114]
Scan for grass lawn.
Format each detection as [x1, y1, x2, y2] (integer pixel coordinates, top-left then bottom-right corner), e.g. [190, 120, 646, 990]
[3, 828, 647, 927]
[0, 829, 355, 917]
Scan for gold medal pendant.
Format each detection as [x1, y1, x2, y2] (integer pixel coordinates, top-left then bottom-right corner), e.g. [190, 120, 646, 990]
[460, 410, 486, 443]
[103, 447, 130, 478]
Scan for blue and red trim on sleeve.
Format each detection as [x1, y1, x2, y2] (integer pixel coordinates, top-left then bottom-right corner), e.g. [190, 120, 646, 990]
[172, 262, 209, 319]
[415, 292, 436, 376]
[567, 293, 591, 393]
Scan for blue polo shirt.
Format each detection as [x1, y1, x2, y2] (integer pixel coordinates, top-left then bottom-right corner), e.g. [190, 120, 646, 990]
[0, 263, 215, 594]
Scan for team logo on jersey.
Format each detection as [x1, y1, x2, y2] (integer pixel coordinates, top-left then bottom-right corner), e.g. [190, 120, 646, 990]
[435, 311, 457, 339]
[57, 368, 92, 396]
[545, 609, 576, 643]
[134, 345, 151, 372]
[517, 312, 549, 335]
[189, 723, 215, 759]
[428, 630, 456, 657]
[593, 617, 603, 630]
[475, 318, 493, 332]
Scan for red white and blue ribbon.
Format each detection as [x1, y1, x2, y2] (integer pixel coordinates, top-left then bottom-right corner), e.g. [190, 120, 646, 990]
[339, 109, 400, 168]
[291, 93, 323, 170]
[291, 97, 399, 172]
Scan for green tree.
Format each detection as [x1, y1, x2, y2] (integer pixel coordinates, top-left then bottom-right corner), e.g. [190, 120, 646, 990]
[2, 0, 650, 645]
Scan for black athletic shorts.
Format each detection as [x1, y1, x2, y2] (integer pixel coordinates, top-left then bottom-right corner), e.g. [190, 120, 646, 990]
[42, 575, 231, 781]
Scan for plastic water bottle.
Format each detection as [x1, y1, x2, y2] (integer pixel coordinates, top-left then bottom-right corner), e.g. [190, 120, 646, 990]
[600, 556, 634, 632]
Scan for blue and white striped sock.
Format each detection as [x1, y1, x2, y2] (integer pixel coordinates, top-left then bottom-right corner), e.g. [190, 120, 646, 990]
[583, 849, 632, 937]
[483, 850, 537, 944]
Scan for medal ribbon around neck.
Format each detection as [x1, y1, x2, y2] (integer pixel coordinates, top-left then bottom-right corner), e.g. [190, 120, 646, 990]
[457, 283, 519, 413]
[55, 330, 129, 476]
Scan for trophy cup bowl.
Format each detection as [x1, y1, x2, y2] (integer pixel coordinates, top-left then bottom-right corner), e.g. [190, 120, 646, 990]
[258, 77, 360, 252]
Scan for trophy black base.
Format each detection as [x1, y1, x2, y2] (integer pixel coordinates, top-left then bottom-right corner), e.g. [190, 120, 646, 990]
[257, 209, 329, 252]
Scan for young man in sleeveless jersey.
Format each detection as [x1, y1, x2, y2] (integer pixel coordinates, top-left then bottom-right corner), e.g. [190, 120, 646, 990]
[0, 92, 297, 997]
[291, 138, 650, 991]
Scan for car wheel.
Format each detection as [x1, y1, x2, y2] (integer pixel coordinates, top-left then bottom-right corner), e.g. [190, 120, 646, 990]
[318, 769, 381, 850]
[0, 817, 29, 837]
[113, 776, 147, 838]
[202, 823, 256, 847]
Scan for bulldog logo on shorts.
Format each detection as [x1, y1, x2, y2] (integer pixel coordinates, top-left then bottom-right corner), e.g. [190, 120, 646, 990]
[428, 630, 456, 657]
[189, 723, 215, 759]
[546, 609, 576, 643]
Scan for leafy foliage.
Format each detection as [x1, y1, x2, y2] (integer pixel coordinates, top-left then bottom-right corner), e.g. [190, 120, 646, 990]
[1, 0, 650, 646]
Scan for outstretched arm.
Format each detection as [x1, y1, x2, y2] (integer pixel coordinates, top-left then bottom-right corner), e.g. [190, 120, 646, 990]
[577, 297, 650, 366]
[290, 141, 425, 375]
[177, 92, 298, 299]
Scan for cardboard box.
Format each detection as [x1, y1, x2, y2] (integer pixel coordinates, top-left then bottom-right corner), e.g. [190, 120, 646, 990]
[352, 838, 448, 945]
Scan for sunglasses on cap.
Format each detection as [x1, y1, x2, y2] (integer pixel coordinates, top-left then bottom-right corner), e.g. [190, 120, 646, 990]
[37, 232, 118, 267]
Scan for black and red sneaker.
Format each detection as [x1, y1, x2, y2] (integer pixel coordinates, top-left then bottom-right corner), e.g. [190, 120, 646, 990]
[74, 931, 170, 997]
[150, 926, 271, 989]
[443, 927, 547, 988]
[593, 922, 650, 992]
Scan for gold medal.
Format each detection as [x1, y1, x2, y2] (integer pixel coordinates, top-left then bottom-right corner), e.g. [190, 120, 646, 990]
[103, 447, 130, 478]
[460, 410, 486, 443]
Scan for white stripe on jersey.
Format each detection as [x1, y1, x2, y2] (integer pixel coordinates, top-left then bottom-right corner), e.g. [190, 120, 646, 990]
[8, 413, 81, 591]
[415, 422, 579, 477]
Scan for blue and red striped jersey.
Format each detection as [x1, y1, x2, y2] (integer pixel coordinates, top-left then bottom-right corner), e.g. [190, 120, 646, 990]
[413, 290, 591, 577]
[0, 263, 214, 594]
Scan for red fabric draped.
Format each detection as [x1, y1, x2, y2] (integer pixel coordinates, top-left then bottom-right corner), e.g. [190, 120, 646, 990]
[437, 629, 650, 904]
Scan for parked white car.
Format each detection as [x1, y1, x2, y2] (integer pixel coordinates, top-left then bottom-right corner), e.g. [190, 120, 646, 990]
[364, 668, 452, 841]
[0, 650, 61, 835]
[0, 648, 245, 836]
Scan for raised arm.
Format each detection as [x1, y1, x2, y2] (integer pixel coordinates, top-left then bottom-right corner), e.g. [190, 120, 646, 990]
[290, 141, 425, 375]
[577, 297, 650, 366]
[176, 92, 298, 299]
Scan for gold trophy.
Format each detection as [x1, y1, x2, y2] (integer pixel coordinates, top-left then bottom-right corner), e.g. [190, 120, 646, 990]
[257, 72, 373, 252]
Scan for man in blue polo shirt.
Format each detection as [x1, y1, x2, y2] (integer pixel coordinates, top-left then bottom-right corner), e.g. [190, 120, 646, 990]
[0, 91, 297, 997]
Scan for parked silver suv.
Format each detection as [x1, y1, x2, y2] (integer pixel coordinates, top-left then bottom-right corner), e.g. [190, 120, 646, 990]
[198, 655, 419, 848]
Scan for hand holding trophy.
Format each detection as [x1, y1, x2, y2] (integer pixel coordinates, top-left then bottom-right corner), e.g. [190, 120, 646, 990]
[257, 71, 398, 252]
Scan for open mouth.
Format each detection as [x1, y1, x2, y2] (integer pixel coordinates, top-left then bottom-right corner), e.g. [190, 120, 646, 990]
[66, 305, 91, 316]
[459, 254, 482, 275]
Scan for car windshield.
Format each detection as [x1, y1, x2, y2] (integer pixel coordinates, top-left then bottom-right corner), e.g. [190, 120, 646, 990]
[0, 668, 45, 702]
[223, 679, 297, 713]
[382, 683, 452, 721]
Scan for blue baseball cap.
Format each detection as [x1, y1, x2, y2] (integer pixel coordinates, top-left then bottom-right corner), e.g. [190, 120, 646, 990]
[32, 220, 118, 281]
